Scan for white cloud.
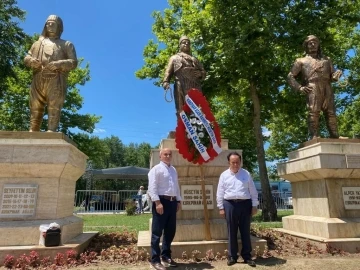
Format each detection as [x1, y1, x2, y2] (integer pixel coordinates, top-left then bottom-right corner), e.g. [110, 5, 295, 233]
[93, 128, 106, 133]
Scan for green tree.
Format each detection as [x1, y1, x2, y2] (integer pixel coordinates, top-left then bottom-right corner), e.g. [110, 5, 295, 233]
[212, 94, 258, 171]
[137, 142, 151, 168]
[123, 142, 151, 168]
[0, 0, 28, 94]
[103, 135, 125, 168]
[72, 133, 110, 169]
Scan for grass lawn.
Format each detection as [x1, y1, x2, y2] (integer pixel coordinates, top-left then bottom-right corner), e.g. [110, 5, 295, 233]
[80, 213, 152, 233]
[252, 209, 293, 229]
[78, 210, 293, 233]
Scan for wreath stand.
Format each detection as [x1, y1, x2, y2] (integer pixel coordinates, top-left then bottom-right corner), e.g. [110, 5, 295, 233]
[200, 164, 211, 240]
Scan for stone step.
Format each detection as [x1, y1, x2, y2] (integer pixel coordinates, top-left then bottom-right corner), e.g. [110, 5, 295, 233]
[137, 230, 266, 259]
[0, 231, 97, 264]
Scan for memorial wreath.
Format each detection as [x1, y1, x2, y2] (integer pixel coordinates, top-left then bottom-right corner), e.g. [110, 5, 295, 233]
[175, 89, 222, 164]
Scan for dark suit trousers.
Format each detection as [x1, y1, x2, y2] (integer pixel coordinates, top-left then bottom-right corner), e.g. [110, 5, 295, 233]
[224, 199, 252, 261]
[151, 198, 178, 263]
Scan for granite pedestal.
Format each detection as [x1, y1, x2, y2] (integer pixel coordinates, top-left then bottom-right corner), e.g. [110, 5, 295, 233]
[0, 132, 97, 263]
[277, 138, 360, 252]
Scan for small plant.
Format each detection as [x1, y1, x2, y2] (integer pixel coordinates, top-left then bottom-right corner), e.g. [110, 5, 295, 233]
[3, 254, 15, 268]
[79, 251, 97, 265]
[182, 251, 188, 260]
[191, 250, 201, 262]
[124, 199, 137, 216]
[205, 249, 215, 261]
[215, 252, 222, 260]
[53, 252, 65, 266]
[28, 251, 40, 268]
[15, 253, 30, 270]
[66, 249, 78, 266]
[137, 247, 149, 261]
[40, 256, 52, 267]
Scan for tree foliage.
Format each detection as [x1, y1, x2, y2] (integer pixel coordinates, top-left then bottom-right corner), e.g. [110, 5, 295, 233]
[76, 136, 152, 191]
[0, 0, 28, 94]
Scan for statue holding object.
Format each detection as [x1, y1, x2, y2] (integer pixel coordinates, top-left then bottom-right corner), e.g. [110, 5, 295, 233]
[24, 15, 77, 132]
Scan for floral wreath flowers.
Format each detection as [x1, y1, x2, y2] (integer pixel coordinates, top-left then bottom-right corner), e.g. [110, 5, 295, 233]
[175, 89, 222, 164]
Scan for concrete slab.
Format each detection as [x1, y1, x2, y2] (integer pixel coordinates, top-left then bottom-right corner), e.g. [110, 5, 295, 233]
[0, 232, 97, 263]
[275, 228, 360, 253]
[137, 230, 266, 258]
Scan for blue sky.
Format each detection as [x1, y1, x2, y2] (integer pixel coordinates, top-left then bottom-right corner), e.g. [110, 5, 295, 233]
[17, 0, 175, 147]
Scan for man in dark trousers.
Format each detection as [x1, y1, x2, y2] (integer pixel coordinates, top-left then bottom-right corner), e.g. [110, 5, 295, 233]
[216, 152, 258, 267]
[147, 148, 182, 270]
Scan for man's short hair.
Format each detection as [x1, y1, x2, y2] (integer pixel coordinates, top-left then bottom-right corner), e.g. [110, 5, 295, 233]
[159, 148, 172, 157]
[227, 152, 242, 161]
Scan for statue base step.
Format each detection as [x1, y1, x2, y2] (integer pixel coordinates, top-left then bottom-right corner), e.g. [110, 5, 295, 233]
[137, 230, 266, 258]
[0, 232, 97, 264]
[276, 228, 360, 253]
[283, 215, 360, 239]
[0, 216, 83, 246]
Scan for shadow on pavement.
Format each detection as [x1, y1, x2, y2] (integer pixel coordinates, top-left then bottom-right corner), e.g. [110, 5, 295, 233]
[254, 257, 287, 266]
[174, 261, 215, 269]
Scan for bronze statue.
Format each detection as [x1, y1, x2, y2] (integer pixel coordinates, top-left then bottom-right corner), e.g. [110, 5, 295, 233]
[163, 36, 206, 116]
[24, 15, 77, 132]
[288, 35, 342, 139]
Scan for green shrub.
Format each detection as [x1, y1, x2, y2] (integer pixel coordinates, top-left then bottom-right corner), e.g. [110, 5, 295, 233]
[125, 199, 136, 216]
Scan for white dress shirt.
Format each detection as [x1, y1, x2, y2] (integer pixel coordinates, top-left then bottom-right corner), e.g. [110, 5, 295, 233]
[216, 168, 258, 209]
[148, 161, 182, 202]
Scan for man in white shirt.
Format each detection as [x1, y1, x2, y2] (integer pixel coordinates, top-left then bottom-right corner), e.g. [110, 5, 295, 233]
[216, 152, 258, 267]
[148, 148, 182, 270]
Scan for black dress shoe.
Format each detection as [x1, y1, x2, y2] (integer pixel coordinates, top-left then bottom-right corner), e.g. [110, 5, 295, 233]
[227, 257, 237, 266]
[161, 257, 178, 267]
[150, 262, 166, 270]
[244, 259, 256, 267]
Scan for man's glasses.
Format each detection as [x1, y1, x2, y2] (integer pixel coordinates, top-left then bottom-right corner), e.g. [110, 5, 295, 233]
[163, 153, 172, 157]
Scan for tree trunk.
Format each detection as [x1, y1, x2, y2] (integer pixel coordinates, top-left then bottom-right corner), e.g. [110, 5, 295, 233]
[249, 82, 277, 221]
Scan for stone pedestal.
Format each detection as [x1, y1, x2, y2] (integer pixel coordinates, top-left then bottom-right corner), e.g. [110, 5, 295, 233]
[0, 132, 96, 262]
[137, 138, 266, 258]
[277, 138, 360, 252]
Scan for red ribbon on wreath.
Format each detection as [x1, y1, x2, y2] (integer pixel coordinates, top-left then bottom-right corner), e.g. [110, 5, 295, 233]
[175, 89, 222, 164]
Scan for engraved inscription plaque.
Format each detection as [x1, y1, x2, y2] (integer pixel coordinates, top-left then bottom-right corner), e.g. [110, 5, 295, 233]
[346, 155, 360, 169]
[342, 187, 360, 210]
[0, 184, 38, 217]
[181, 185, 214, 210]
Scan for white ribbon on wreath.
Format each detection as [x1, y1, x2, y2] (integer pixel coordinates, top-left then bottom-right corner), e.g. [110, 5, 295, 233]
[185, 95, 222, 155]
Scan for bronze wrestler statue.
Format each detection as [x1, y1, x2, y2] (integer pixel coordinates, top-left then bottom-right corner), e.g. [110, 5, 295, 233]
[162, 36, 206, 117]
[24, 15, 77, 132]
[288, 35, 342, 139]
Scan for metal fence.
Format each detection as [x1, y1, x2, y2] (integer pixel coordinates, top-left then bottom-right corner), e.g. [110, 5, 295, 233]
[74, 190, 142, 213]
[74, 190, 293, 213]
[258, 191, 293, 209]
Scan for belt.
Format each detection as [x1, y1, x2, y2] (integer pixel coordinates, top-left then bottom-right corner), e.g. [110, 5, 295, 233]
[225, 199, 249, 202]
[159, 195, 177, 201]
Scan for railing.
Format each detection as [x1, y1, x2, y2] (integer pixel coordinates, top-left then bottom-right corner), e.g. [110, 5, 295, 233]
[74, 190, 293, 213]
[74, 190, 142, 213]
[258, 191, 293, 209]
